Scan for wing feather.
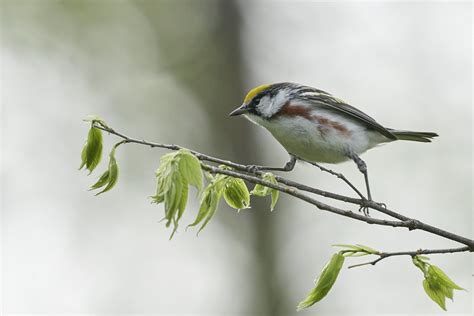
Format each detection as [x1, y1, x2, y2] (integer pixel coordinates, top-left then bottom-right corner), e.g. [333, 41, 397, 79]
[299, 88, 396, 140]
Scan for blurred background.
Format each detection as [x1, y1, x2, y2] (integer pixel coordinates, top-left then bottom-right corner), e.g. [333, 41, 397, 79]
[1, 0, 472, 315]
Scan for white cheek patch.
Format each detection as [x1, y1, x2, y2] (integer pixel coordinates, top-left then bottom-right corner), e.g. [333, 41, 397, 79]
[256, 89, 288, 118]
[256, 95, 275, 118]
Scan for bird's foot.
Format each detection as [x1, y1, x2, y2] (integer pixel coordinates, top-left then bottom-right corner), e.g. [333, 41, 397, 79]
[359, 199, 387, 217]
[358, 204, 371, 217]
[245, 165, 261, 174]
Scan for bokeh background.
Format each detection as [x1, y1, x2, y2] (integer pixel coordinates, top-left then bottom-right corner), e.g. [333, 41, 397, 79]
[1, 0, 472, 315]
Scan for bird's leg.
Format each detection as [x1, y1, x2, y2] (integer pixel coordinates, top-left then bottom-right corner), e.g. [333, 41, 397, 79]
[352, 154, 372, 200]
[246, 155, 296, 174]
[349, 153, 373, 216]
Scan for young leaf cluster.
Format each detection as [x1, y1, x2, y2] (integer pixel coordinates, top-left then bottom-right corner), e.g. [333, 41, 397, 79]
[187, 169, 284, 234]
[151, 149, 203, 239]
[150, 151, 252, 237]
[251, 172, 279, 211]
[296, 244, 467, 311]
[79, 121, 278, 238]
[90, 144, 120, 195]
[413, 256, 464, 310]
[79, 124, 103, 173]
[297, 253, 345, 310]
[188, 168, 250, 234]
[80, 118, 121, 194]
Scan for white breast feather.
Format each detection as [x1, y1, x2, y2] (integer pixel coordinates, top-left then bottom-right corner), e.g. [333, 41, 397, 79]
[245, 107, 387, 163]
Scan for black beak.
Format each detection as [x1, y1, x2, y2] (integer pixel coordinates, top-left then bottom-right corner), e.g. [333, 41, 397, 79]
[229, 104, 248, 117]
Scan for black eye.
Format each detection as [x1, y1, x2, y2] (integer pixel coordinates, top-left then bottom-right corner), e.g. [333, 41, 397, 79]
[253, 95, 262, 105]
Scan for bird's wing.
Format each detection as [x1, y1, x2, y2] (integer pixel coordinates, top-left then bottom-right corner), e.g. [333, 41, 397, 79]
[300, 89, 396, 140]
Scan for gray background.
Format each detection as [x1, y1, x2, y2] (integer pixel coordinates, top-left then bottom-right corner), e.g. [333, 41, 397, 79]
[1, 0, 472, 315]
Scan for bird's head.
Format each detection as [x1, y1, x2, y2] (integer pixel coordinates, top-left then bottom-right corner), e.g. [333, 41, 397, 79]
[229, 83, 294, 120]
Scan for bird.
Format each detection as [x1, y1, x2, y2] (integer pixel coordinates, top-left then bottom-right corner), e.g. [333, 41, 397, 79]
[229, 82, 438, 209]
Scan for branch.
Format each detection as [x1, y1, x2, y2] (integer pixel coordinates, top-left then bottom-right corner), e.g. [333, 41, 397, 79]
[347, 246, 471, 269]
[93, 122, 474, 250]
[202, 164, 405, 228]
[297, 158, 365, 199]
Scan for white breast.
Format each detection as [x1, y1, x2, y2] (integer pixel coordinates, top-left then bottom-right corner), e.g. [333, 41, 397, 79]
[245, 109, 387, 164]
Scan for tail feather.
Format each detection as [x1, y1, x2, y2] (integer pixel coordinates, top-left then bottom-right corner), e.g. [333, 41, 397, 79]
[388, 129, 439, 143]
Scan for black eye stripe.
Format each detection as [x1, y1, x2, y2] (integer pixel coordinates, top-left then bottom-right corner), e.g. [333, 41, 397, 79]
[253, 95, 262, 103]
[253, 91, 270, 104]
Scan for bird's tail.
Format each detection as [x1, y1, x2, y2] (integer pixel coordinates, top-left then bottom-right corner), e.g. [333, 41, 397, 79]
[388, 129, 439, 143]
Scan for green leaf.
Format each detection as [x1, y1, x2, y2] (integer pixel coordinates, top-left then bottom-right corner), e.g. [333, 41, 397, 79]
[177, 183, 188, 222]
[164, 170, 182, 227]
[187, 186, 214, 229]
[94, 150, 119, 195]
[297, 253, 345, 311]
[251, 183, 271, 197]
[79, 126, 103, 173]
[167, 172, 187, 239]
[250, 173, 279, 211]
[332, 244, 362, 251]
[90, 170, 110, 190]
[440, 284, 454, 301]
[151, 168, 168, 204]
[163, 183, 175, 226]
[152, 153, 177, 202]
[341, 251, 371, 257]
[152, 152, 200, 238]
[428, 265, 464, 290]
[177, 150, 203, 192]
[160, 152, 178, 166]
[204, 171, 214, 182]
[412, 255, 429, 273]
[85, 127, 103, 173]
[354, 244, 379, 254]
[151, 155, 235, 237]
[415, 260, 464, 311]
[223, 178, 250, 210]
[198, 188, 221, 234]
[423, 278, 446, 311]
[151, 193, 164, 204]
[270, 189, 279, 211]
[79, 144, 87, 170]
[187, 183, 222, 234]
[333, 244, 379, 256]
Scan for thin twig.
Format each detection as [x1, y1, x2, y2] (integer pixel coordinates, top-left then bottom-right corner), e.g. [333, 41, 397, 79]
[95, 125, 372, 205]
[93, 122, 474, 249]
[297, 157, 366, 199]
[347, 246, 471, 269]
[95, 125, 366, 203]
[202, 164, 405, 228]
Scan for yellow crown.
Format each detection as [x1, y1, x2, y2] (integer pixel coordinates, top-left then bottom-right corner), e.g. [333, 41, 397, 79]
[243, 84, 272, 104]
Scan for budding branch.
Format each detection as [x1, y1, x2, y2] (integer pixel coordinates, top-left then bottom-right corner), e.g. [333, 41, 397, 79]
[93, 122, 473, 267]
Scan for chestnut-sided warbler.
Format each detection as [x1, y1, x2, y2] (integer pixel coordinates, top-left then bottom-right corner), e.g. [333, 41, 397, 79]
[229, 82, 438, 204]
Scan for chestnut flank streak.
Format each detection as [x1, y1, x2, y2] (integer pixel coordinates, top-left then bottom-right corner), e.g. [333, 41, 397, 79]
[277, 103, 313, 120]
[277, 103, 351, 136]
